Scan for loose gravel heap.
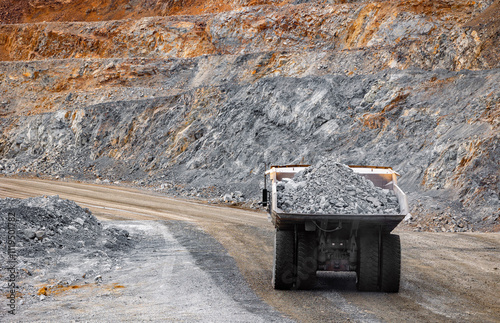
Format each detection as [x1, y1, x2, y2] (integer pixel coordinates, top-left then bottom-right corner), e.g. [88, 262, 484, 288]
[276, 160, 400, 214]
[0, 195, 132, 273]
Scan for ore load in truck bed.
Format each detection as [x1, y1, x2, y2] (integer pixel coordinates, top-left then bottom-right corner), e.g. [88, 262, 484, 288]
[276, 159, 400, 215]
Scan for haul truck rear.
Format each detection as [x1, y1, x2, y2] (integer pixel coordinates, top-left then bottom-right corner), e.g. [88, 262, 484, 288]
[262, 165, 409, 292]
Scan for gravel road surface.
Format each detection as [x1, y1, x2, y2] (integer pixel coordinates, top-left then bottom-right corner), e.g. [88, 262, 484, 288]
[0, 177, 499, 322]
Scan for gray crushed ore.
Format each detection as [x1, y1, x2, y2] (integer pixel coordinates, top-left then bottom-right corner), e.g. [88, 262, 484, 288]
[276, 160, 400, 214]
[0, 196, 132, 280]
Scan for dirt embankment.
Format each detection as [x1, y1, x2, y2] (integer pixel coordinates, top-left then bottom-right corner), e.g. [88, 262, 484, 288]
[0, 195, 134, 314]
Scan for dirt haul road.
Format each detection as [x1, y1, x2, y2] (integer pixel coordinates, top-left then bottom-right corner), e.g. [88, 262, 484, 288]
[0, 177, 499, 322]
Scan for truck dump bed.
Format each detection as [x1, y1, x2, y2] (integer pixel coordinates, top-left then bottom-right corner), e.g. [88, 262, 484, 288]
[266, 165, 409, 232]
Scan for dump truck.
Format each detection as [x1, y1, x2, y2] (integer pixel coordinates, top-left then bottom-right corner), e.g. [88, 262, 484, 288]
[262, 165, 409, 292]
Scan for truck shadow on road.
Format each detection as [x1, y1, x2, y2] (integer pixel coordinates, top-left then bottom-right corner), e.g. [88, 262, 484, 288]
[314, 272, 358, 291]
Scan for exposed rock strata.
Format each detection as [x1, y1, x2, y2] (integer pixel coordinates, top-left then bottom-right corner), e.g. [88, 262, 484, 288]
[0, 0, 498, 231]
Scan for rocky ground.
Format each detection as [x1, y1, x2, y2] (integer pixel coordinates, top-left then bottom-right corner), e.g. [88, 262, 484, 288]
[0, 0, 499, 231]
[0, 194, 292, 321]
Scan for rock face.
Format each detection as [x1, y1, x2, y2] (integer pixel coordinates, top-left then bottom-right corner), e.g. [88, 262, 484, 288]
[0, 0, 499, 231]
[0, 0, 296, 25]
[276, 160, 400, 214]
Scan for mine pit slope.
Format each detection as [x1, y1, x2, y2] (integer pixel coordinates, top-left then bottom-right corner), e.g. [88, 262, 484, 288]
[0, 0, 499, 320]
[0, 0, 498, 232]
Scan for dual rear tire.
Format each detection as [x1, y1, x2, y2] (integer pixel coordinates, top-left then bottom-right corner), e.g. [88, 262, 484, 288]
[273, 229, 400, 292]
[380, 234, 401, 293]
[356, 232, 379, 292]
[272, 230, 317, 290]
[296, 232, 317, 290]
[272, 230, 295, 290]
[356, 232, 401, 293]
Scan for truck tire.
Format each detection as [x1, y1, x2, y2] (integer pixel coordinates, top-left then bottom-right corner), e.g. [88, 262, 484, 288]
[356, 231, 379, 292]
[272, 229, 295, 290]
[380, 234, 401, 293]
[296, 231, 317, 290]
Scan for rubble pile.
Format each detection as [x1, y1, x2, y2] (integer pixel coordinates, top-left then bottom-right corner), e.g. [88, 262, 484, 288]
[276, 160, 400, 214]
[0, 195, 132, 268]
[405, 201, 475, 232]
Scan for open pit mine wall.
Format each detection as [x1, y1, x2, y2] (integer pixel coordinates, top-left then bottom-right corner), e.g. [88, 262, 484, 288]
[1, 1, 499, 66]
[0, 0, 499, 228]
